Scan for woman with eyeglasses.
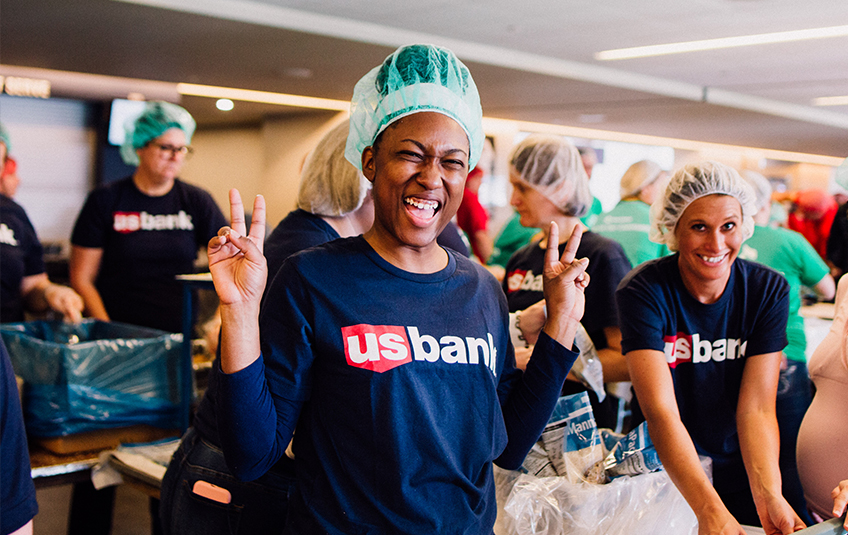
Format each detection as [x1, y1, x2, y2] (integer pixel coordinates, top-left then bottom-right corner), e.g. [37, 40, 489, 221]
[67, 102, 225, 535]
[70, 101, 226, 335]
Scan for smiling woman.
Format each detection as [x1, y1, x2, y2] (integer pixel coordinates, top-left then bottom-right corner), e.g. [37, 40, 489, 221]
[203, 43, 593, 535]
[616, 162, 804, 534]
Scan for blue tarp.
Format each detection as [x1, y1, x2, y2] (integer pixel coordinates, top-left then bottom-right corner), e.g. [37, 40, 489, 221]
[1, 320, 184, 437]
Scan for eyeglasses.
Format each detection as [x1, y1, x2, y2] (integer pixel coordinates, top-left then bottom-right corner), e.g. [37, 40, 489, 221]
[150, 143, 194, 158]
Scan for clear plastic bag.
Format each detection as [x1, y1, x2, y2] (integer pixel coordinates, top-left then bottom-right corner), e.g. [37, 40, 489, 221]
[495, 457, 712, 535]
[0, 319, 184, 437]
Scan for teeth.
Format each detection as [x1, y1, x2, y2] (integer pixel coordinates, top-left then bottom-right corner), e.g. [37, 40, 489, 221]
[699, 254, 726, 264]
[405, 197, 439, 210]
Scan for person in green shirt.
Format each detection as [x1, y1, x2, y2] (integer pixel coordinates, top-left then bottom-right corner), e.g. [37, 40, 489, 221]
[738, 170, 835, 526]
[594, 160, 669, 267]
[578, 147, 603, 229]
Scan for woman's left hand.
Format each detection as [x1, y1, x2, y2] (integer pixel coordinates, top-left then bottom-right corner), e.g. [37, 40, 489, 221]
[831, 480, 848, 530]
[757, 495, 805, 535]
[43, 283, 84, 323]
[541, 221, 589, 346]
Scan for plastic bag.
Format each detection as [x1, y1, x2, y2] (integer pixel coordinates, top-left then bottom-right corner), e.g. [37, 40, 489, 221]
[0, 320, 184, 437]
[495, 456, 711, 535]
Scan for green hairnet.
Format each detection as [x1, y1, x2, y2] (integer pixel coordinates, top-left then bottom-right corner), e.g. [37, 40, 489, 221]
[649, 161, 756, 252]
[120, 101, 196, 166]
[0, 121, 11, 153]
[345, 44, 484, 171]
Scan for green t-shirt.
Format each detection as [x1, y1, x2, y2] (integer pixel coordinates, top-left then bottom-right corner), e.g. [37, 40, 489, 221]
[738, 225, 829, 362]
[579, 197, 603, 229]
[593, 200, 668, 267]
[489, 212, 540, 268]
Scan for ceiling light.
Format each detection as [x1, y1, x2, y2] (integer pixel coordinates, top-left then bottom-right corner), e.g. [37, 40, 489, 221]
[177, 83, 349, 111]
[216, 98, 234, 111]
[812, 96, 848, 107]
[595, 24, 848, 60]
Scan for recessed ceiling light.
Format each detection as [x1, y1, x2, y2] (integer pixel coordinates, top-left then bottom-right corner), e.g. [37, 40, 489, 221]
[595, 24, 848, 60]
[216, 98, 234, 111]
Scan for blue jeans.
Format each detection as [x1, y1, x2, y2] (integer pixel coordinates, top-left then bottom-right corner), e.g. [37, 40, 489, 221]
[159, 428, 296, 535]
[776, 361, 814, 525]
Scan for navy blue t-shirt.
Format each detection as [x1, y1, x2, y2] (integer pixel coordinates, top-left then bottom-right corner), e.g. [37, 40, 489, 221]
[503, 231, 631, 349]
[1, 338, 38, 534]
[193, 208, 339, 452]
[0, 194, 46, 323]
[616, 255, 789, 490]
[71, 177, 226, 332]
[217, 236, 577, 535]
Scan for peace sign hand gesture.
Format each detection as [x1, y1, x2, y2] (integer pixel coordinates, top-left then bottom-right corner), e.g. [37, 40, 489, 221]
[541, 222, 590, 348]
[208, 189, 267, 373]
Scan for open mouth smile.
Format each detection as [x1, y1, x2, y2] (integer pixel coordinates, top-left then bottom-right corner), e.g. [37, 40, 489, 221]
[698, 253, 728, 265]
[404, 196, 441, 224]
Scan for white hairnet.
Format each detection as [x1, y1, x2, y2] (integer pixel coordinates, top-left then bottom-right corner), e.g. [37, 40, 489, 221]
[739, 170, 773, 212]
[619, 160, 664, 199]
[298, 119, 370, 217]
[649, 161, 757, 252]
[509, 134, 593, 217]
[345, 44, 484, 171]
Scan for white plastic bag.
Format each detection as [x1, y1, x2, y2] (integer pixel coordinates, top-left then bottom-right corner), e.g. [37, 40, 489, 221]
[495, 457, 712, 535]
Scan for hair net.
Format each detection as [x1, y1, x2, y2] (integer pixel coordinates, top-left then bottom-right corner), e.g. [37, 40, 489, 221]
[739, 170, 773, 212]
[509, 134, 592, 217]
[649, 161, 757, 252]
[120, 101, 196, 166]
[298, 119, 370, 217]
[619, 160, 664, 199]
[0, 122, 11, 153]
[345, 44, 484, 171]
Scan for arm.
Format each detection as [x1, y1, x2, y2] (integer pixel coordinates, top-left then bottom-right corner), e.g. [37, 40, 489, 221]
[19, 273, 83, 322]
[628, 348, 744, 535]
[496, 222, 588, 469]
[471, 229, 494, 264]
[597, 326, 629, 382]
[68, 245, 109, 321]
[813, 273, 835, 301]
[737, 352, 805, 534]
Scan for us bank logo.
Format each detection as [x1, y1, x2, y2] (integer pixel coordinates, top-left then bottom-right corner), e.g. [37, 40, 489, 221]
[342, 324, 498, 375]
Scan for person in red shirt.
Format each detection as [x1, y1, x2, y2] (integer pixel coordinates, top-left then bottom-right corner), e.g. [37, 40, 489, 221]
[456, 164, 493, 262]
[785, 189, 838, 261]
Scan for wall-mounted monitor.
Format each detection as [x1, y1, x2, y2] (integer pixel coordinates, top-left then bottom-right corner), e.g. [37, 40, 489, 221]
[107, 98, 146, 146]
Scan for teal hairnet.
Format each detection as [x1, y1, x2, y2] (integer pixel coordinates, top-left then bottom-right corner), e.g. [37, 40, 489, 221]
[120, 101, 196, 166]
[345, 44, 484, 171]
[0, 122, 11, 153]
[649, 161, 756, 252]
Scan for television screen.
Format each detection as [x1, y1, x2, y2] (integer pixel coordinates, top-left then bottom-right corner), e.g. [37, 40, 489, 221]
[107, 99, 147, 146]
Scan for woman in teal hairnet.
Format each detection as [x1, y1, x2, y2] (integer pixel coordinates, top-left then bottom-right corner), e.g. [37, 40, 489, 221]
[67, 101, 226, 535]
[69, 101, 226, 334]
[206, 44, 589, 534]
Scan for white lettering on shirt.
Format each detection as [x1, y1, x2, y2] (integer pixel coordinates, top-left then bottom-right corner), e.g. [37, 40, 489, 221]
[113, 211, 195, 233]
[343, 324, 498, 375]
[662, 332, 747, 367]
[0, 223, 18, 246]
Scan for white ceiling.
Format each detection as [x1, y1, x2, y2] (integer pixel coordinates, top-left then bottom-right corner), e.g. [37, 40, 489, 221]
[3, 0, 848, 156]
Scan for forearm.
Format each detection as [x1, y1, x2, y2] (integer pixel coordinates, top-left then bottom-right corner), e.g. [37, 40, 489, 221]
[219, 303, 261, 374]
[646, 412, 729, 525]
[496, 332, 577, 469]
[73, 282, 109, 320]
[597, 347, 630, 382]
[737, 405, 783, 508]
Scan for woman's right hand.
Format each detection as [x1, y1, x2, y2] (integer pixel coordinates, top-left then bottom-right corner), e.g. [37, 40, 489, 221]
[208, 189, 267, 309]
[697, 507, 746, 535]
[832, 480, 848, 530]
